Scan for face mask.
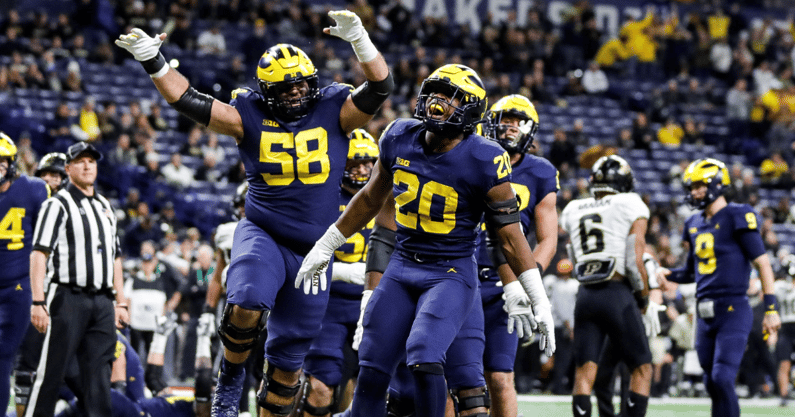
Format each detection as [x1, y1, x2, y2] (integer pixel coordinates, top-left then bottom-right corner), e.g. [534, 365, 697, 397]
[142, 253, 154, 261]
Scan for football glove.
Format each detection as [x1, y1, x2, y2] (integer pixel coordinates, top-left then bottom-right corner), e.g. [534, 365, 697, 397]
[296, 224, 348, 295]
[331, 261, 366, 286]
[155, 312, 178, 337]
[502, 281, 536, 339]
[352, 289, 373, 351]
[643, 300, 667, 337]
[197, 312, 216, 338]
[517, 268, 556, 356]
[325, 10, 378, 62]
[115, 28, 165, 62]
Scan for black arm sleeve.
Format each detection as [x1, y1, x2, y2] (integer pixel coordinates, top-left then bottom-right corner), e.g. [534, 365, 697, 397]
[169, 86, 214, 127]
[365, 225, 396, 274]
[351, 72, 394, 115]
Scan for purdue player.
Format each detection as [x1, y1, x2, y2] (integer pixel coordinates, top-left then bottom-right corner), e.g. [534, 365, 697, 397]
[775, 257, 795, 406]
[658, 158, 780, 417]
[559, 155, 652, 417]
[117, 10, 391, 417]
[300, 129, 378, 417]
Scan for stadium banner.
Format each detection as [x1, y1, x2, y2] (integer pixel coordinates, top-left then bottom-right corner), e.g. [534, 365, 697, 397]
[350, 0, 788, 36]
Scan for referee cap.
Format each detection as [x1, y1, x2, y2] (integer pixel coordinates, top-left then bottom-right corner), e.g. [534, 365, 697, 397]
[66, 141, 102, 162]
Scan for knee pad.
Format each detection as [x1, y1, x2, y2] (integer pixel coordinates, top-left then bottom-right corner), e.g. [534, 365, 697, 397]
[218, 303, 265, 353]
[450, 386, 490, 417]
[13, 370, 35, 405]
[256, 362, 302, 416]
[299, 378, 338, 416]
[386, 395, 415, 417]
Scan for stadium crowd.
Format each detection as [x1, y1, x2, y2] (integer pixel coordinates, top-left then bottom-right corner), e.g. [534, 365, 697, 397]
[2, 0, 795, 412]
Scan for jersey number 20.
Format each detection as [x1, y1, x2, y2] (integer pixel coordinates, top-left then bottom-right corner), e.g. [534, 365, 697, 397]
[259, 128, 330, 186]
[394, 170, 458, 234]
[0, 208, 26, 250]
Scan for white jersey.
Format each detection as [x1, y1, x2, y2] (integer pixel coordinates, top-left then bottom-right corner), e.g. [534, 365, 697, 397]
[560, 192, 650, 278]
[774, 279, 795, 323]
[214, 221, 238, 286]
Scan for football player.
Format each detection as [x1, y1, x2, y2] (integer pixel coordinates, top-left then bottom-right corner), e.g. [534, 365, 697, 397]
[299, 129, 379, 417]
[116, 10, 392, 417]
[296, 64, 555, 417]
[774, 256, 795, 406]
[658, 158, 781, 417]
[0, 133, 50, 415]
[477, 94, 559, 417]
[34, 152, 68, 193]
[560, 155, 652, 417]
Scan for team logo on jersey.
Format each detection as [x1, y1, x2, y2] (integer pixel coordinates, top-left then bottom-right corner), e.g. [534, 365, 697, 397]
[447, 268, 457, 273]
[262, 119, 279, 127]
[15, 284, 22, 291]
[689, 227, 698, 234]
[396, 157, 410, 167]
[728, 305, 734, 312]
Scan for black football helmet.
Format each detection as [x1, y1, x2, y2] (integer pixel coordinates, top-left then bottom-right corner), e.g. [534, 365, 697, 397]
[232, 181, 247, 219]
[35, 152, 68, 190]
[0, 132, 17, 186]
[589, 155, 634, 194]
[414, 64, 487, 137]
[257, 44, 320, 121]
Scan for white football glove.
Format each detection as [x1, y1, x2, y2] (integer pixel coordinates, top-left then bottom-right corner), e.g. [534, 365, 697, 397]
[517, 268, 556, 356]
[295, 225, 348, 295]
[325, 10, 378, 62]
[352, 289, 373, 351]
[643, 300, 667, 337]
[114, 28, 165, 62]
[502, 281, 536, 339]
[331, 262, 366, 286]
[155, 312, 178, 337]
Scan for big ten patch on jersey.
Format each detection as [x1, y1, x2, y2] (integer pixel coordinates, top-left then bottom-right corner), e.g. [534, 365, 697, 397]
[378, 118, 511, 258]
[683, 203, 761, 296]
[560, 192, 649, 278]
[0, 176, 49, 284]
[230, 84, 354, 253]
[335, 191, 374, 263]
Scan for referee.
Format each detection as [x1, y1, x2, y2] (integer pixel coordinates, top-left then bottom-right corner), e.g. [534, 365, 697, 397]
[26, 142, 129, 417]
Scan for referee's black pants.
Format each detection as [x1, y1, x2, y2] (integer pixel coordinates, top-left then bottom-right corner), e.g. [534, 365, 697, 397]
[25, 285, 116, 417]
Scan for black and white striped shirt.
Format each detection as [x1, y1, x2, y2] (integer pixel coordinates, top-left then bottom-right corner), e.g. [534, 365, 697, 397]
[32, 183, 121, 290]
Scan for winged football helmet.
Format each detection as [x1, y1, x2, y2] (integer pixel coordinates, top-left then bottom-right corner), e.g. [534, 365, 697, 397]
[486, 94, 539, 154]
[414, 64, 487, 137]
[682, 158, 730, 209]
[257, 44, 320, 121]
[344, 129, 378, 189]
[0, 132, 17, 186]
[590, 155, 634, 194]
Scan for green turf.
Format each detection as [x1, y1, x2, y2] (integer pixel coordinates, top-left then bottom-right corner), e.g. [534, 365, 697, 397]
[517, 398, 792, 416]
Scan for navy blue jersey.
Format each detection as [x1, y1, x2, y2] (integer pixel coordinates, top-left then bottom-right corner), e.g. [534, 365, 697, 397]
[379, 119, 511, 257]
[683, 203, 765, 299]
[231, 84, 352, 254]
[331, 189, 372, 298]
[0, 175, 49, 284]
[476, 154, 559, 271]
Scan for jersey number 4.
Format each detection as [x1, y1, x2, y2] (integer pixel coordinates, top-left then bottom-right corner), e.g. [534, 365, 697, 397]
[259, 128, 330, 186]
[0, 208, 26, 250]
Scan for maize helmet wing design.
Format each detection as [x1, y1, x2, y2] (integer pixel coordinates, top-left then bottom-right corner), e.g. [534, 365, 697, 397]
[486, 94, 539, 154]
[590, 155, 634, 194]
[344, 129, 378, 189]
[414, 64, 487, 137]
[0, 132, 18, 186]
[682, 158, 730, 209]
[257, 44, 320, 121]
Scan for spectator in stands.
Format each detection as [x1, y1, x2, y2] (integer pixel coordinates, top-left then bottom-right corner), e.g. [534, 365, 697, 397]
[194, 154, 223, 183]
[109, 133, 138, 166]
[681, 117, 704, 145]
[617, 127, 633, 149]
[63, 60, 83, 92]
[561, 70, 586, 96]
[753, 61, 781, 96]
[759, 152, 789, 187]
[167, 14, 194, 51]
[594, 34, 631, 75]
[657, 117, 684, 147]
[48, 101, 82, 151]
[125, 201, 165, 256]
[727, 78, 752, 134]
[681, 78, 712, 111]
[242, 19, 271, 66]
[147, 102, 169, 131]
[568, 118, 588, 146]
[23, 62, 48, 90]
[180, 127, 203, 158]
[15, 133, 38, 176]
[161, 152, 195, 189]
[772, 197, 791, 224]
[156, 201, 186, 238]
[197, 23, 227, 56]
[620, 9, 659, 78]
[582, 61, 609, 95]
[710, 36, 733, 82]
[201, 131, 225, 162]
[632, 112, 654, 152]
[79, 96, 102, 142]
[548, 128, 577, 177]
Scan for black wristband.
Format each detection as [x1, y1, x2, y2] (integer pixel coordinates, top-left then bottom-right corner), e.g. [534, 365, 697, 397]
[203, 303, 215, 314]
[32, 300, 46, 306]
[141, 51, 167, 75]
